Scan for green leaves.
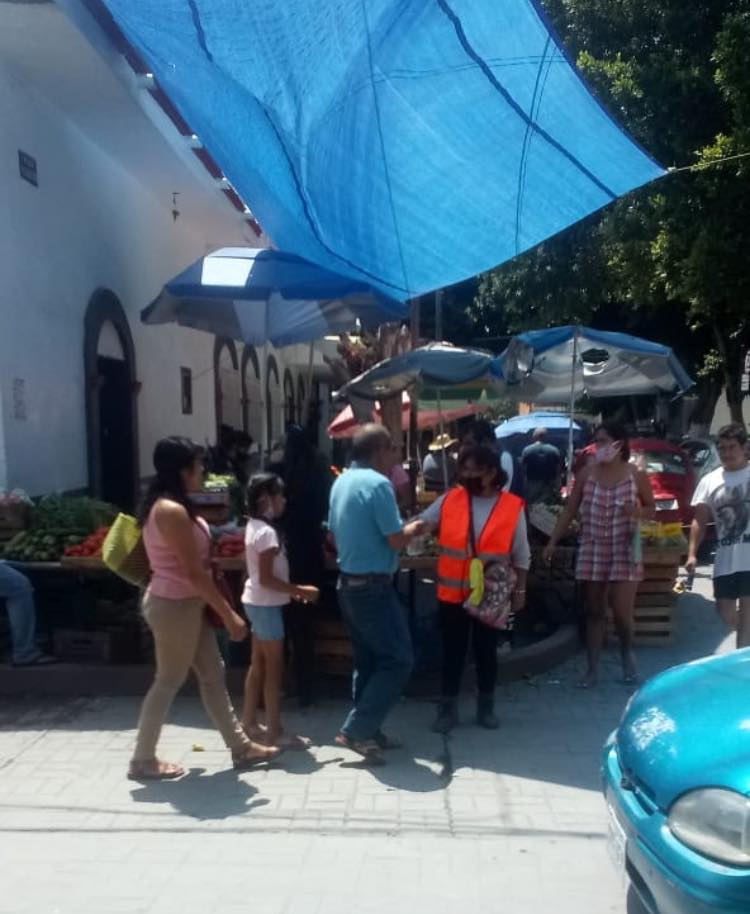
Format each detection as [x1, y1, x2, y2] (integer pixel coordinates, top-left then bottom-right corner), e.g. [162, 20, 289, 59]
[473, 0, 750, 423]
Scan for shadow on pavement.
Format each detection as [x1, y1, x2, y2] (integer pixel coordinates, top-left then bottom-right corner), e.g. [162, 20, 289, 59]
[129, 767, 270, 820]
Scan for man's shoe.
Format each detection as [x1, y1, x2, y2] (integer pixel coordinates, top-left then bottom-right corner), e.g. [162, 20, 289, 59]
[432, 699, 458, 734]
[476, 693, 499, 730]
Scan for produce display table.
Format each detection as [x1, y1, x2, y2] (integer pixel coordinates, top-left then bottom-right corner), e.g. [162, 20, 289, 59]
[4, 558, 141, 663]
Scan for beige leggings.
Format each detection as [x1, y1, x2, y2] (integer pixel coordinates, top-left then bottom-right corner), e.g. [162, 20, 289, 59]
[133, 593, 248, 761]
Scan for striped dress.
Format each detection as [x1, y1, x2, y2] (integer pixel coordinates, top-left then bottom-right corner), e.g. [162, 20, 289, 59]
[576, 474, 643, 583]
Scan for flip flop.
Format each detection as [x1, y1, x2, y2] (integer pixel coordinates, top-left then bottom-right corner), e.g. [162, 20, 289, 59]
[232, 744, 283, 770]
[127, 760, 186, 781]
[274, 733, 312, 751]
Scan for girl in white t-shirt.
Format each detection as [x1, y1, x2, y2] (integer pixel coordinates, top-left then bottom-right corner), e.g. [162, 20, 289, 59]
[241, 474, 319, 748]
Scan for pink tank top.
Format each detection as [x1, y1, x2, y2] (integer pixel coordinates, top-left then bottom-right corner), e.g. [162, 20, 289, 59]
[143, 503, 211, 600]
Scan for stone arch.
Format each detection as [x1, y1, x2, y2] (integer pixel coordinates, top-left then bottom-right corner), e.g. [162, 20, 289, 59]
[241, 344, 262, 443]
[83, 288, 139, 509]
[266, 355, 282, 445]
[213, 337, 242, 437]
[283, 368, 296, 427]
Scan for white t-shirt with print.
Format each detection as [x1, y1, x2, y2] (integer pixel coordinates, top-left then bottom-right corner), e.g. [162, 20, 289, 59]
[241, 518, 290, 606]
[691, 464, 750, 578]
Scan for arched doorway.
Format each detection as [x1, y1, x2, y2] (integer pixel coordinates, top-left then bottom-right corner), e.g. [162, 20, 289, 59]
[297, 375, 307, 428]
[266, 355, 282, 445]
[283, 368, 296, 427]
[213, 338, 243, 437]
[84, 290, 139, 510]
[241, 345, 262, 444]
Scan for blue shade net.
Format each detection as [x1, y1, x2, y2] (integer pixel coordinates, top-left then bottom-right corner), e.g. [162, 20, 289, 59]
[101, 0, 664, 301]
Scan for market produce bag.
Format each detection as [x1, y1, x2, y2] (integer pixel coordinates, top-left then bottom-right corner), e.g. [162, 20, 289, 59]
[102, 514, 150, 588]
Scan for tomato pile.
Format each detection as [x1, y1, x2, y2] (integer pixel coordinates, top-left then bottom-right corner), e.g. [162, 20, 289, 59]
[215, 533, 244, 558]
[64, 526, 110, 558]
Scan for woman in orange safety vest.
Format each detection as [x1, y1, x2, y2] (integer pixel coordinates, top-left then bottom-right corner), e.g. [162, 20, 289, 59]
[421, 445, 530, 732]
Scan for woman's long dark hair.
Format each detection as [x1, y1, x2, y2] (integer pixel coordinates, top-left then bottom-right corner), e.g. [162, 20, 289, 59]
[138, 437, 203, 526]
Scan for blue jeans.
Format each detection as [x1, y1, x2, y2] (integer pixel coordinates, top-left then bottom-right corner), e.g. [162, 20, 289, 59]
[338, 577, 413, 741]
[0, 562, 40, 663]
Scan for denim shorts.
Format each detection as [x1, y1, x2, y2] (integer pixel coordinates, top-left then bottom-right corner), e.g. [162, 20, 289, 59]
[243, 603, 285, 641]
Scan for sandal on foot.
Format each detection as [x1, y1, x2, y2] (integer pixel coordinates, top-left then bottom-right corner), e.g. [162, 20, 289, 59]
[334, 733, 384, 763]
[373, 731, 403, 751]
[274, 733, 312, 751]
[232, 743, 282, 770]
[127, 759, 185, 781]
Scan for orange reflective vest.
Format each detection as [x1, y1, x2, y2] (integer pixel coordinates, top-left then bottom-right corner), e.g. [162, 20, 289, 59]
[436, 487, 524, 604]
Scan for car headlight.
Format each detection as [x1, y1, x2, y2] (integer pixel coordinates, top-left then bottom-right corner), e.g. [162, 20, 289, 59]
[668, 789, 750, 866]
[655, 498, 679, 511]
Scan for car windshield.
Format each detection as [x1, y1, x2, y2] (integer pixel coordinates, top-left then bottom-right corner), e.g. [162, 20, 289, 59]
[634, 450, 688, 476]
[687, 446, 711, 468]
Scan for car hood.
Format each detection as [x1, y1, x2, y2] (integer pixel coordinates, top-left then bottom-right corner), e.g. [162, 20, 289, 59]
[617, 650, 750, 810]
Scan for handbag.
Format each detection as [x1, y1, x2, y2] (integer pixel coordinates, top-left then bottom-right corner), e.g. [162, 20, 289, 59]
[199, 525, 241, 629]
[102, 513, 151, 588]
[205, 560, 238, 629]
[463, 497, 517, 630]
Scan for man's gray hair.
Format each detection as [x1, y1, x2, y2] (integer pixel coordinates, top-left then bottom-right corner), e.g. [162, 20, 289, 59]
[352, 423, 392, 463]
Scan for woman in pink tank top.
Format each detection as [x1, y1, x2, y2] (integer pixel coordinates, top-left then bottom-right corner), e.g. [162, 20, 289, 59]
[544, 422, 654, 688]
[128, 437, 279, 781]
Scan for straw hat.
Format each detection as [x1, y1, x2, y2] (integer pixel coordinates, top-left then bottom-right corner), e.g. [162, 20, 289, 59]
[428, 433, 458, 452]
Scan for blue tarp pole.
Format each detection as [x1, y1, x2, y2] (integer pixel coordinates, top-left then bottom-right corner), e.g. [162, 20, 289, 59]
[567, 327, 579, 487]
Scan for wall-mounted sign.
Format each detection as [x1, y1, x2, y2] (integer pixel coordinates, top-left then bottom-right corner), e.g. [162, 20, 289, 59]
[18, 150, 38, 187]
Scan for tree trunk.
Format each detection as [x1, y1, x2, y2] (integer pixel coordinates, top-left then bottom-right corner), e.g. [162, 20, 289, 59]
[714, 321, 748, 428]
[688, 375, 722, 433]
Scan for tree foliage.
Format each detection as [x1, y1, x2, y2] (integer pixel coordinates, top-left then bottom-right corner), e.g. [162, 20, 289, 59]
[474, 2, 750, 425]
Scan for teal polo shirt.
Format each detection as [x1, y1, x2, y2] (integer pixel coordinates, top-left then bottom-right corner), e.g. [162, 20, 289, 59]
[328, 462, 403, 574]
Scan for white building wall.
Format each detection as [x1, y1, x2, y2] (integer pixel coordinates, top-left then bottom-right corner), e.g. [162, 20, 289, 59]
[0, 60, 246, 495]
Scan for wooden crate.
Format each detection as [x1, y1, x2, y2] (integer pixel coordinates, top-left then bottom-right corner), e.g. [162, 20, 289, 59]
[605, 548, 680, 645]
[313, 615, 352, 673]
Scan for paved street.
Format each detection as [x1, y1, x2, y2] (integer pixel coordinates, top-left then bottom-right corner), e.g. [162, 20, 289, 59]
[0, 570, 731, 914]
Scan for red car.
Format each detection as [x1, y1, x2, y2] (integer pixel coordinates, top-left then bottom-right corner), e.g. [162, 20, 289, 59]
[575, 438, 696, 525]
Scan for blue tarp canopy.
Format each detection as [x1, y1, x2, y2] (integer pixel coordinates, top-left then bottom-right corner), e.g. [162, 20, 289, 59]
[142, 247, 407, 347]
[496, 326, 693, 403]
[101, 0, 664, 300]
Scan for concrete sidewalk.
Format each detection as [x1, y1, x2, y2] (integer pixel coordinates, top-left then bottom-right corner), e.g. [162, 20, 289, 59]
[0, 570, 731, 914]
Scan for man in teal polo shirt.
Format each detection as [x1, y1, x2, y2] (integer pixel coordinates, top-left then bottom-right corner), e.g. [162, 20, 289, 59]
[329, 424, 425, 761]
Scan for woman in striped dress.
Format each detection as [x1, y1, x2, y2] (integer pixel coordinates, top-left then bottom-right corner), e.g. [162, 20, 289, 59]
[544, 422, 654, 688]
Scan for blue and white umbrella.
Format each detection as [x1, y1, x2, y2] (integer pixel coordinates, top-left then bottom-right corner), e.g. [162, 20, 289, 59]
[496, 326, 693, 481]
[142, 247, 408, 348]
[496, 412, 582, 438]
[496, 326, 693, 403]
[337, 343, 501, 401]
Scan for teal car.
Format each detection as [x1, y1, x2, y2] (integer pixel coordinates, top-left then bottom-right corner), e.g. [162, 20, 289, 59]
[603, 650, 750, 914]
